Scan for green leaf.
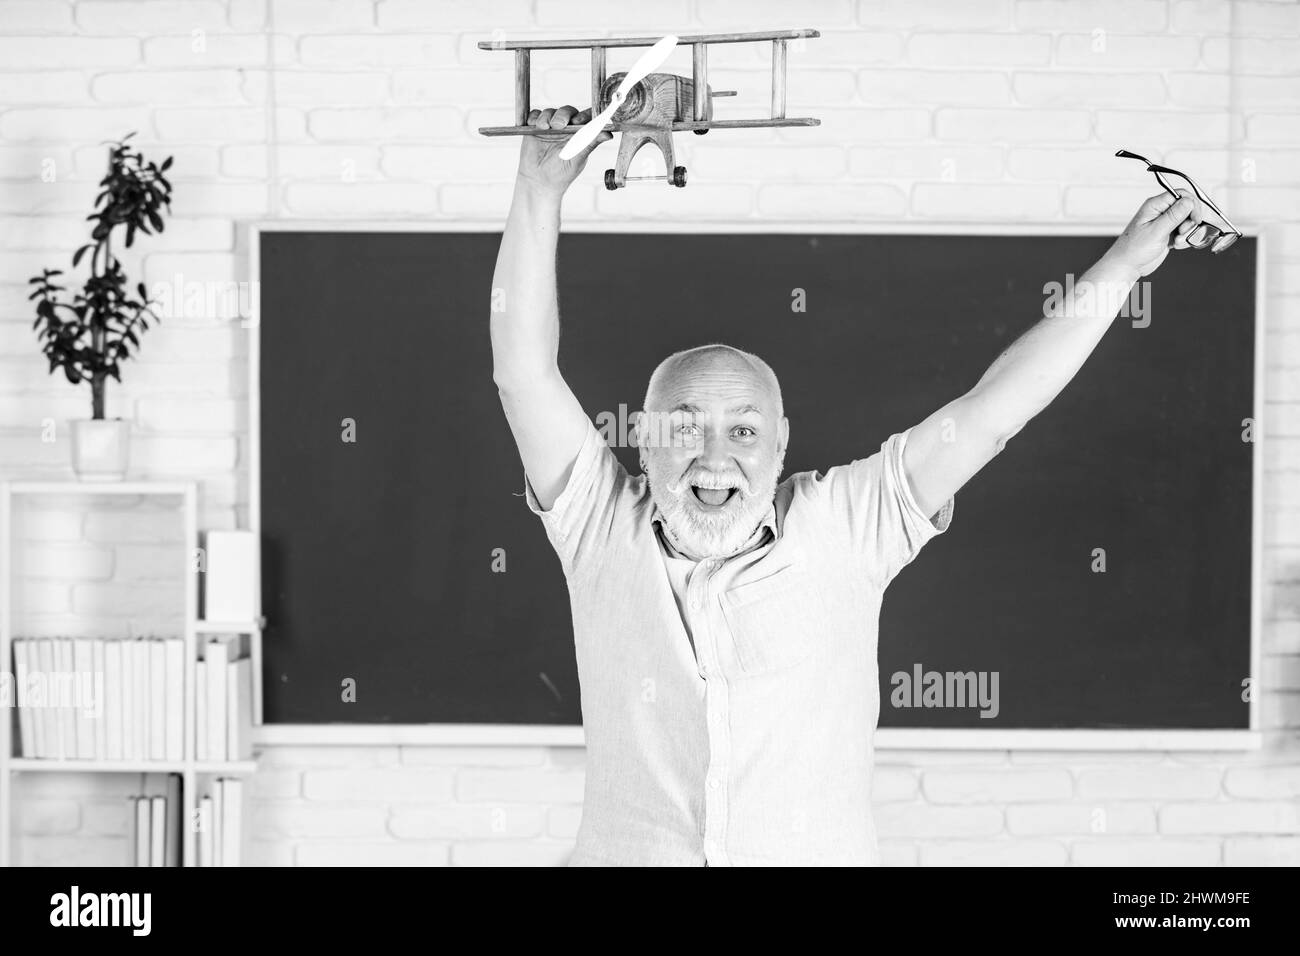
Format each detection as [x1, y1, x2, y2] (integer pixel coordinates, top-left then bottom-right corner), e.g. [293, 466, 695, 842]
[160, 156, 173, 171]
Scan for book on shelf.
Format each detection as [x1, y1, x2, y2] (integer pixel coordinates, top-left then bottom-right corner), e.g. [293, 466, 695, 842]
[104, 638, 123, 761]
[148, 795, 166, 867]
[227, 657, 253, 761]
[197, 795, 215, 867]
[129, 774, 184, 867]
[195, 777, 242, 867]
[219, 777, 243, 867]
[203, 638, 230, 762]
[164, 774, 182, 867]
[195, 657, 208, 762]
[211, 778, 224, 867]
[148, 639, 166, 761]
[121, 638, 136, 761]
[133, 638, 148, 763]
[132, 796, 150, 867]
[57, 638, 75, 760]
[92, 638, 106, 761]
[13, 639, 35, 758]
[37, 639, 59, 759]
[73, 637, 93, 759]
[164, 638, 184, 761]
[203, 531, 258, 623]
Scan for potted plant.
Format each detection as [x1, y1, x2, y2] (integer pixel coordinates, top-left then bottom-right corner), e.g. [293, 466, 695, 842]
[29, 132, 173, 480]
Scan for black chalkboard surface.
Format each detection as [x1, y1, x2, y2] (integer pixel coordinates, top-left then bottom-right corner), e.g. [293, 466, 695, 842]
[256, 230, 1257, 730]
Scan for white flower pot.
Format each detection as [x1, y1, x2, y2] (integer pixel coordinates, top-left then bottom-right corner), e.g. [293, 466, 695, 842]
[70, 418, 130, 481]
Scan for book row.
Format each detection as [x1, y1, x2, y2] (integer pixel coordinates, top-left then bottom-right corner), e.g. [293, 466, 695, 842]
[10, 636, 253, 762]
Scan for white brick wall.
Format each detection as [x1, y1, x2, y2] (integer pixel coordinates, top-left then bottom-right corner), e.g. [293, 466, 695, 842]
[4, 0, 1299, 866]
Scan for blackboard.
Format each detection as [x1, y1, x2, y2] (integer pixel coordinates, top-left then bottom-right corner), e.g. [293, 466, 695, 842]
[256, 230, 1257, 730]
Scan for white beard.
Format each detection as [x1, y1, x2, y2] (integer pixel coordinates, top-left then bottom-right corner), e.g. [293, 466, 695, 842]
[645, 450, 785, 560]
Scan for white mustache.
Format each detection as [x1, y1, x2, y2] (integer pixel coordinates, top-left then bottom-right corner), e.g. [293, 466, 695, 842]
[666, 471, 753, 496]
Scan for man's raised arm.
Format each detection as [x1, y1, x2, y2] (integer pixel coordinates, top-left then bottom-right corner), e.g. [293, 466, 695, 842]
[901, 189, 1202, 520]
[490, 106, 612, 510]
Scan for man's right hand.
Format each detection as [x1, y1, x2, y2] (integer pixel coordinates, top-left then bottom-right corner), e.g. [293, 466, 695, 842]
[517, 105, 613, 198]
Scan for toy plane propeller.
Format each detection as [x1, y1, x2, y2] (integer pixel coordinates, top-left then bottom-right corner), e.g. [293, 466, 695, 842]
[477, 29, 821, 189]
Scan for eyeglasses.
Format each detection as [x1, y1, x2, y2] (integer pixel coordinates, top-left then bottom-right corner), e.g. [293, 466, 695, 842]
[1115, 149, 1242, 254]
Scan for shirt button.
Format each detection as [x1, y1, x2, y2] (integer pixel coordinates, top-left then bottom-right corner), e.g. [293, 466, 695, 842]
[555, 532, 566, 543]
[708, 776, 721, 790]
[699, 664, 709, 678]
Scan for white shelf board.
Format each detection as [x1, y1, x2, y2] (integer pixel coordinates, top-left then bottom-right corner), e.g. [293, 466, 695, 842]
[194, 619, 264, 632]
[9, 758, 257, 774]
[4, 481, 195, 496]
[190, 760, 258, 774]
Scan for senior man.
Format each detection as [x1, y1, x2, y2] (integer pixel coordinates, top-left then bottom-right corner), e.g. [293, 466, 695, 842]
[490, 106, 1203, 866]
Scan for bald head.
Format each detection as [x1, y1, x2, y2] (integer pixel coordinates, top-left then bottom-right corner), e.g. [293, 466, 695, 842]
[642, 343, 783, 419]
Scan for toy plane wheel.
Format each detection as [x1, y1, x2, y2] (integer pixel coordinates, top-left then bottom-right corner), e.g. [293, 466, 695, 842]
[604, 169, 619, 190]
[693, 129, 708, 135]
[672, 166, 687, 188]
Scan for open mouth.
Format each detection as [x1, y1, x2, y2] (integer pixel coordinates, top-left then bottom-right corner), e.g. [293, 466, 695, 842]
[691, 486, 739, 507]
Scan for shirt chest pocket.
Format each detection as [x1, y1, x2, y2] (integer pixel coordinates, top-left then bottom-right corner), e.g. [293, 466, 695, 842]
[720, 569, 822, 677]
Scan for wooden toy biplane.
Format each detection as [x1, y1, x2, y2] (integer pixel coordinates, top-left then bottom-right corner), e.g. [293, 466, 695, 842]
[477, 30, 820, 189]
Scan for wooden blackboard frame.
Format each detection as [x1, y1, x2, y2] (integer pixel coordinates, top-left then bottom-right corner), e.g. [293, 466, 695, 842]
[247, 220, 1264, 751]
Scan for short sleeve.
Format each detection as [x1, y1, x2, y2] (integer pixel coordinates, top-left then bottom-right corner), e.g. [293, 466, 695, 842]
[814, 427, 954, 588]
[523, 417, 627, 574]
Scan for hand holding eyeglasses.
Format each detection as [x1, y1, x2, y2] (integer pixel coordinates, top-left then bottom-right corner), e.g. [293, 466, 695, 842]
[1116, 149, 1242, 254]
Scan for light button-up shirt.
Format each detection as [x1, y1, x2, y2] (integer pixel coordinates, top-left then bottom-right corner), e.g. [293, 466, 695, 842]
[525, 418, 953, 866]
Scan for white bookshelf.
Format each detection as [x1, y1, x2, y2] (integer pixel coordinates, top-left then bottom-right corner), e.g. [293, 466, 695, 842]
[0, 481, 261, 867]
